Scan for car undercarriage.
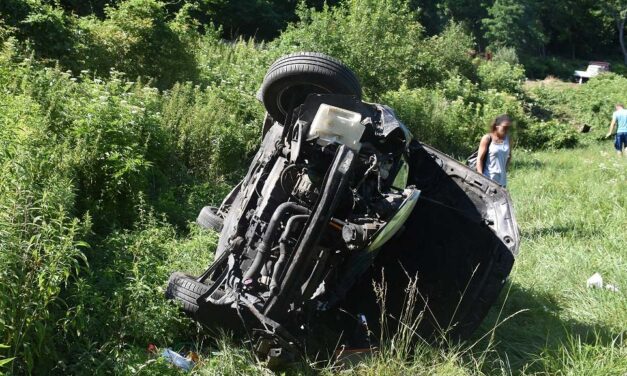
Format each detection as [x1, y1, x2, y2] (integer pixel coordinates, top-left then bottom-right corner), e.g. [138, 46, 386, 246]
[166, 52, 520, 366]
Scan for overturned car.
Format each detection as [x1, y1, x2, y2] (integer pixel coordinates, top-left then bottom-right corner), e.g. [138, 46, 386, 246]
[166, 52, 519, 363]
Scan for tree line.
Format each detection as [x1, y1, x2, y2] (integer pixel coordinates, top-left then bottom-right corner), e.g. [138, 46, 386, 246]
[1, 0, 626, 65]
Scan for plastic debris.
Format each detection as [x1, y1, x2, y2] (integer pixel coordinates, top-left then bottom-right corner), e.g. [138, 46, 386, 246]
[162, 348, 194, 372]
[586, 273, 603, 288]
[586, 273, 620, 292]
[605, 284, 620, 292]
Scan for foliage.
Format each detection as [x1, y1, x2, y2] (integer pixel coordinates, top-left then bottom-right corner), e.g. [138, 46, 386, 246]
[160, 82, 261, 180]
[0, 0, 77, 66]
[382, 77, 531, 156]
[477, 59, 526, 94]
[0, 0, 624, 374]
[0, 63, 91, 372]
[275, 0, 426, 96]
[522, 55, 586, 80]
[482, 0, 547, 54]
[59, 213, 218, 373]
[420, 22, 478, 85]
[595, 0, 627, 64]
[0, 46, 254, 371]
[521, 120, 579, 149]
[77, 0, 200, 89]
[528, 73, 627, 136]
[492, 46, 520, 65]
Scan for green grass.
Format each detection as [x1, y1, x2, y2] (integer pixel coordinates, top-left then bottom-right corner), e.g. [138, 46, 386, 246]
[476, 141, 627, 375]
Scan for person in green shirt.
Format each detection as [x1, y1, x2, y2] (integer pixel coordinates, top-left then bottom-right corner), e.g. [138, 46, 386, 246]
[606, 103, 627, 156]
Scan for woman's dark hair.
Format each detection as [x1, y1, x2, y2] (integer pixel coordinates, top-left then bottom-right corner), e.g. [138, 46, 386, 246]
[490, 114, 512, 132]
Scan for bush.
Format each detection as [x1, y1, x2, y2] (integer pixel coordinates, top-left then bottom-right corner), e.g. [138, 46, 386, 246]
[0, 84, 91, 372]
[160, 82, 262, 180]
[0, 0, 78, 67]
[382, 77, 529, 156]
[275, 0, 425, 96]
[492, 46, 519, 65]
[60, 213, 217, 373]
[520, 120, 578, 149]
[521, 55, 585, 80]
[477, 59, 526, 94]
[528, 73, 627, 137]
[419, 22, 478, 85]
[275, 3, 482, 97]
[77, 0, 199, 89]
[0, 42, 264, 370]
[196, 34, 271, 93]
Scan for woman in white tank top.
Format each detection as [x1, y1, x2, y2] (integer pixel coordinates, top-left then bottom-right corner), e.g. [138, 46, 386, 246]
[476, 115, 512, 187]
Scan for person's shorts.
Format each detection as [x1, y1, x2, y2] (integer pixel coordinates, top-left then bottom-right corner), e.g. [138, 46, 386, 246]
[615, 133, 627, 151]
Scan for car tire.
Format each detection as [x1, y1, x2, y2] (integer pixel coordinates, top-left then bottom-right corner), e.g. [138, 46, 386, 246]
[197, 206, 223, 232]
[166, 272, 209, 315]
[259, 52, 362, 123]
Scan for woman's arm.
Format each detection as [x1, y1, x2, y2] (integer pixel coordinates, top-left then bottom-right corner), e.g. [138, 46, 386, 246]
[476, 135, 490, 173]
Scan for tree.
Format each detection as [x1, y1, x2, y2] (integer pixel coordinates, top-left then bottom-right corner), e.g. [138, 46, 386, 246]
[482, 0, 546, 55]
[439, 0, 491, 48]
[598, 1, 627, 64]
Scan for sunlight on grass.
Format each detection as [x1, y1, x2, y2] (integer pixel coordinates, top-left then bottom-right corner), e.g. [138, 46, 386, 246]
[478, 142, 626, 375]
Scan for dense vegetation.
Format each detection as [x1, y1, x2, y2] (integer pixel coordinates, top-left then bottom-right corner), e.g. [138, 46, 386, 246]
[0, 0, 625, 374]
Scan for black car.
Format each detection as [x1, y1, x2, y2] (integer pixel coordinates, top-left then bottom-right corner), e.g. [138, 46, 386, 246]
[166, 52, 520, 365]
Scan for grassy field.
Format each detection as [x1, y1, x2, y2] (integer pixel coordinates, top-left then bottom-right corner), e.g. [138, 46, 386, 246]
[478, 141, 626, 375]
[162, 142, 626, 375]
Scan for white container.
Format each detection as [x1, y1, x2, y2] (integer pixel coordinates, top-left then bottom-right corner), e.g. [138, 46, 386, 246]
[586, 272, 603, 289]
[308, 104, 364, 151]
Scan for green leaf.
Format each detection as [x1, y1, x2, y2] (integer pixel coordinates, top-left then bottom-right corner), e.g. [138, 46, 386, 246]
[0, 357, 15, 367]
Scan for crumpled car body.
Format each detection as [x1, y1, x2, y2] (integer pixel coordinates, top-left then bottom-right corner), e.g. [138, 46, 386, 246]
[166, 53, 520, 364]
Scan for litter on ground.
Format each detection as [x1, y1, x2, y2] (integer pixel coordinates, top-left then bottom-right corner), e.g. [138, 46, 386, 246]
[586, 273, 619, 292]
[162, 348, 195, 372]
[586, 273, 603, 288]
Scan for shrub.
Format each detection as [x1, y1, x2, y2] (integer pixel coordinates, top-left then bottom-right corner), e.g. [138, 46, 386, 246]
[477, 59, 526, 94]
[276, 3, 483, 97]
[0, 0, 78, 67]
[0, 93, 91, 373]
[196, 34, 271, 93]
[59, 211, 218, 373]
[274, 0, 425, 97]
[160, 82, 262, 180]
[383, 77, 529, 157]
[77, 0, 199, 89]
[521, 55, 585, 80]
[519, 120, 578, 149]
[419, 22, 478, 85]
[492, 46, 519, 65]
[528, 73, 627, 136]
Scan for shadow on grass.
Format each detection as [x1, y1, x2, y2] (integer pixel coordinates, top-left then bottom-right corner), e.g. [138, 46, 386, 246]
[522, 223, 598, 239]
[476, 282, 620, 374]
[510, 158, 545, 170]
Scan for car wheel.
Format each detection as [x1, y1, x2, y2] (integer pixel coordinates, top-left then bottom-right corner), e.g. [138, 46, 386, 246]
[197, 206, 223, 232]
[166, 272, 209, 314]
[259, 52, 362, 123]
